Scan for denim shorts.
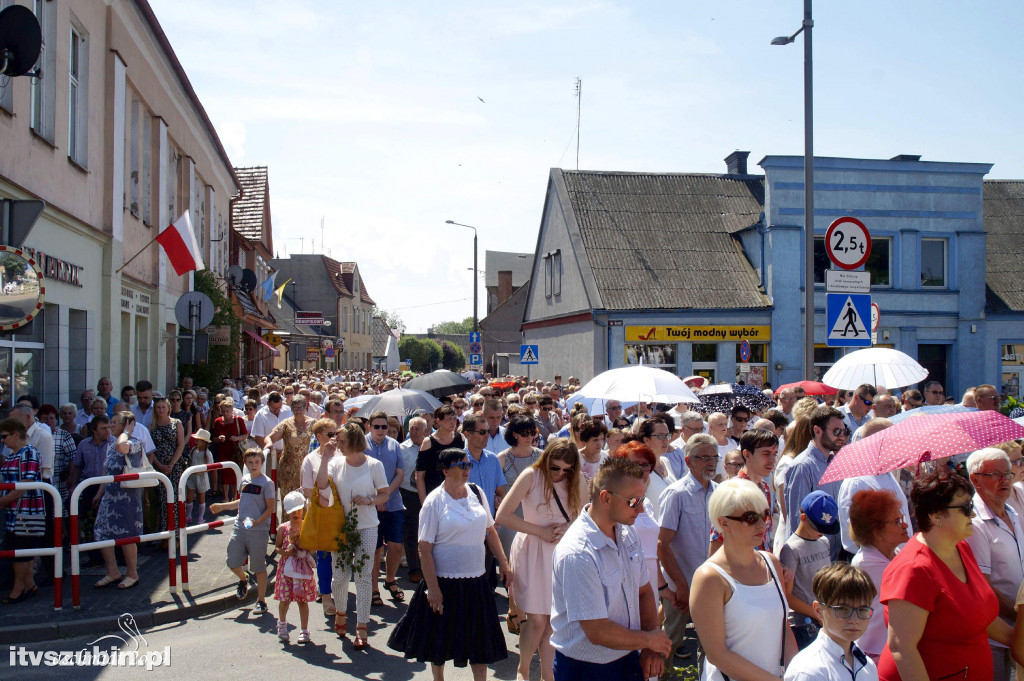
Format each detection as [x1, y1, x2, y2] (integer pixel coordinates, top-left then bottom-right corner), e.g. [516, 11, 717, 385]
[375, 510, 404, 547]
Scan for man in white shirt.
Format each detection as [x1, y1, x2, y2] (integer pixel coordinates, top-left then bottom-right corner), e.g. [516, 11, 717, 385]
[9, 403, 55, 481]
[74, 389, 96, 430]
[251, 392, 293, 460]
[482, 399, 506, 456]
[130, 380, 155, 428]
[840, 384, 876, 434]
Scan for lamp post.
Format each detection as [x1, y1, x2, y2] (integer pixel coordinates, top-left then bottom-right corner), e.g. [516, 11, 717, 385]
[773, 0, 815, 380]
[444, 220, 478, 332]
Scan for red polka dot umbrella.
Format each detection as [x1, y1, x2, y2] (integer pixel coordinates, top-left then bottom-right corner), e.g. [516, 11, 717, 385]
[820, 410, 1024, 485]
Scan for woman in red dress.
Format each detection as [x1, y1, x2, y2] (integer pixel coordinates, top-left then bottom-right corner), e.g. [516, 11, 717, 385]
[210, 398, 247, 500]
[880, 469, 1024, 680]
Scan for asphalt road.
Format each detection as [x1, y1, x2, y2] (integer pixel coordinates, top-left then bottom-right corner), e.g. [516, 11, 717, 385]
[1, 585, 536, 681]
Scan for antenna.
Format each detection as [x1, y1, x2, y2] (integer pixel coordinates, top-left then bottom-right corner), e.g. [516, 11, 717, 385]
[574, 77, 582, 170]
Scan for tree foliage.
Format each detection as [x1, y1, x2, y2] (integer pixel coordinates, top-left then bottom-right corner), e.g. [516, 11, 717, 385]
[179, 270, 241, 387]
[398, 336, 443, 373]
[431, 317, 474, 335]
[440, 340, 467, 371]
[372, 306, 406, 333]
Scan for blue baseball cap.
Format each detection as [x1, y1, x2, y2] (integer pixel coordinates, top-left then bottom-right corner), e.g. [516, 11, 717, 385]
[801, 490, 840, 535]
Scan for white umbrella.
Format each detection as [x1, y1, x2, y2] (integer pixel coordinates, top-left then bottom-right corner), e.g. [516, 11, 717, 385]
[574, 366, 701, 405]
[343, 394, 374, 410]
[564, 393, 638, 416]
[821, 347, 928, 390]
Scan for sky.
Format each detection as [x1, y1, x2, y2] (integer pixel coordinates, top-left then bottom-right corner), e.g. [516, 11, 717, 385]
[148, 0, 1024, 333]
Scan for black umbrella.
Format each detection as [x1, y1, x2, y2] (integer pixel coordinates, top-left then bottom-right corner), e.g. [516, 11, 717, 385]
[461, 370, 485, 381]
[403, 370, 473, 398]
[354, 388, 442, 418]
[696, 383, 776, 414]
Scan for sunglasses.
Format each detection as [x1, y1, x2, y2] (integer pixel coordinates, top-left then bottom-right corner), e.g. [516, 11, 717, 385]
[723, 509, 771, 525]
[824, 604, 874, 620]
[829, 427, 851, 438]
[733, 416, 749, 422]
[946, 500, 975, 516]
[861, 398, 874, 407]
[325, 431, 337, 438]
[468, 429, 488, 436]
[549, 464, 572, 473]
[447, 461, 472, 470]
[607, 491, 645, 509]
[371, 424, 388, 430]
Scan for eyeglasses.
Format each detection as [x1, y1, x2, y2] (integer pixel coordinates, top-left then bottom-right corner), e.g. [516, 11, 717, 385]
[723, 509, 771, 525]
[447, 461, 472, 470]
[549, 464, 572, 473]
[884, 514, 906, 527]
[648, 433, 670, 441]
[525, 401, 538, 406]
[975, 472, 1015, 482]
[324, 431, 337, 438]
[170, 397, 182, 402]
[468, 429, 488, 436]
[861, 398, 874, 407]
[732, 416, 749, 423]
[371, 424, 389, 430]
[724, 461, 744, 469]
[824, 604, 874, 620]
[926, 389, 945, 395]
[691, 454, 720, 463]
[607, 491, 645, 509]
[1012, 459, 1024, 468]
[946, 500, 975, 516]
[829, 427, 851, 438]
[682, 422, 702, 431]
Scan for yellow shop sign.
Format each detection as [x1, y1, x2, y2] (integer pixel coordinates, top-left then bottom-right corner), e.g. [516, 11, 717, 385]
[625, 325, 771, 342]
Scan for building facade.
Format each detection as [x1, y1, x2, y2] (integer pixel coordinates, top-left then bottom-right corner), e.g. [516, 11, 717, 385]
[521, 153, 1024, 397]
[0, 0, 236, 407]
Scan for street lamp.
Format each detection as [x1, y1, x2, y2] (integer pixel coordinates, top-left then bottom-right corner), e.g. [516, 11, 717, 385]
[773, 0, 815, 381]
[444, 220, 479, 332]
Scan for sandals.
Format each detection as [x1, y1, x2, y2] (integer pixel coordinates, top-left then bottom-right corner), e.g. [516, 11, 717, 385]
[118, 576, 139, 590]
[383, 580, 405, 602]
[334, 613, 347, 638]
[371, 591, 384, 607]
[322, 594, 337, 617]
[353, 624, 369, 650]
[506, 613, 522, 635]
[94, 575, 121, 588]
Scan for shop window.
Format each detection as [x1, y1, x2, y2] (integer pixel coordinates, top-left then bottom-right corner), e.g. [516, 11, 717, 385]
[813, 345, 839, 383]
[624, 344, 676, 369]
[815, 236, 892, 288]
[920, 238, 947, 288]
[693, 343, 717, 363]
[1002, 344, 1023, 400]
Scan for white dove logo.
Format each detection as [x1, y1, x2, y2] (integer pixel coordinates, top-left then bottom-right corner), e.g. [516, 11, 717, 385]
[86, 613, 148, 651]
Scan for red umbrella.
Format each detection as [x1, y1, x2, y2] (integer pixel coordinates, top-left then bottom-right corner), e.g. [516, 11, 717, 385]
[489, 380, 517, 390]
[820, 411, 1024, 485]
[774, 380, 838, 396]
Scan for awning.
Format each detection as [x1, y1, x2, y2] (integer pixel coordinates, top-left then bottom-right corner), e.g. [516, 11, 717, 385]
[245, 329, 281, 357]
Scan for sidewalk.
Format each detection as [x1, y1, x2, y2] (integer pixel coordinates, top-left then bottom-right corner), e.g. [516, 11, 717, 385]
[0, 515, 276, 644]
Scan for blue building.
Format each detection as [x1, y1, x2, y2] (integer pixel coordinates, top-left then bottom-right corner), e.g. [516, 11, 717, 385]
[520, 152, 1024, 398]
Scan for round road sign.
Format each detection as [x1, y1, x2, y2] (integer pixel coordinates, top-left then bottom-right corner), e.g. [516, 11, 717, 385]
[871, 303, 881, 332]
[739, 339, 751, 363]
[824, 217, 872, 270]
[325, 347, 335, 358]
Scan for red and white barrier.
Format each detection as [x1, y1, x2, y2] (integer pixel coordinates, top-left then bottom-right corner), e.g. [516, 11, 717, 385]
[69, 470, 177, 609]
[0, 481, 63, 611]
[176, 461, 243, 591]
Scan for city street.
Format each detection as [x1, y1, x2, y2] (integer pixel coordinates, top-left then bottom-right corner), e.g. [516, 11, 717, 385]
[2, 588, 531, 681]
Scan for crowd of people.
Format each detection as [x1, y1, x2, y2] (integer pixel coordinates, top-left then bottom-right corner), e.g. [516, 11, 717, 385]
[2, 368, 1024, 680]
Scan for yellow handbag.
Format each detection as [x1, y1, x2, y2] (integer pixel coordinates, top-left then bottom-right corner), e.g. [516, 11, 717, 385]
[299, 480, 346, 552]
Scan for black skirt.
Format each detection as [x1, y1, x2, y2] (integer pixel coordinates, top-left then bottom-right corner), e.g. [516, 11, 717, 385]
[388, 574, 507, 667]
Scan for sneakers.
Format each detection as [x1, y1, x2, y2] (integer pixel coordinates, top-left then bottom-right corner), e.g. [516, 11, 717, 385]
[277, 621, 289, 642]
[235, 579, 249, 600]
[297, 629, 311, 644]
[253, 600, 268, 615]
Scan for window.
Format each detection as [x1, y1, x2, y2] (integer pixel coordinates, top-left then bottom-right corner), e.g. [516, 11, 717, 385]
[921, 238, 947, 288]
[543, 250, 561, 298]
[30, 0, 56, 142]
[67, 21, 88, 165]
[141, 111, 152, 224]
[813, 346, 839, 383]
[865, 237, 891, 287]
[735, 343, 768, 386]
[129, 98, 140, 214]
[167, 145, 180, 224]
[816, 235, 892, 288]
[543, 254, 551, 298]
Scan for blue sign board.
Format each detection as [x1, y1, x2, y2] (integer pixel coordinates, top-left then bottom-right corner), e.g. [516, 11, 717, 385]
[826, 293, 872, 348]
[739, 339, 751, 362]
[468, 332, 481, 344]
[469, 353, 482, 366]
[520, 344, 539, 364]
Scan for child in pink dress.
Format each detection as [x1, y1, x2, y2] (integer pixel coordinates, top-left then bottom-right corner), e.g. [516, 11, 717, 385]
[274, 491, 317, 643]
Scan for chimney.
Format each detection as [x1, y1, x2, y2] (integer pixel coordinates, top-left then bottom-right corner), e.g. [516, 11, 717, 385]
[724, 151, 750, 175]
[890, 154, 922, 162]
[497, 271, 513, 306]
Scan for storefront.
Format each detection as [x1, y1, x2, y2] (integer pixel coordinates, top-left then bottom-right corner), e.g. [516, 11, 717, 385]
[620, 324, 771, 385]
[1002, 344, 1024, 400]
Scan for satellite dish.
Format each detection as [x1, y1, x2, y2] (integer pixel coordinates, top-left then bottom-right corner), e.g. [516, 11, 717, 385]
[174, 291, 215, 329]
[227, 265, 244, 288]
[0, 5, 42, 78]
[240, 269, 258, 293]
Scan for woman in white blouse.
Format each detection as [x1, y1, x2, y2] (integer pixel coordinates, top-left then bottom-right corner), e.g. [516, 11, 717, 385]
[388, 447, 511, 681]
[316, 422, 388, 650]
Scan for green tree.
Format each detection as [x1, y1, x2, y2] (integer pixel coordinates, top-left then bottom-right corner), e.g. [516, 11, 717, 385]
[179, 270, 241, 387]
[432, 316, 474, 335]
[372, 306, 406, 333]
[440, 340, 466, 371]
[399, 336, 443, 373]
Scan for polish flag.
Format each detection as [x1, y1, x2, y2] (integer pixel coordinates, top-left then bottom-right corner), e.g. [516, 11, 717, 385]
[156, 212, 205, 276]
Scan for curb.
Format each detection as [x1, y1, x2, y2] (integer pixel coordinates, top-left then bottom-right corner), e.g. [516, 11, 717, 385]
[0, 576, 277, 644]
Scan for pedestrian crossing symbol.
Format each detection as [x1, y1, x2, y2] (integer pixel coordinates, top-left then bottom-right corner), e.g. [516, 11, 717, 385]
[826, 293, 872, 348]
[520, 344, 539, 364]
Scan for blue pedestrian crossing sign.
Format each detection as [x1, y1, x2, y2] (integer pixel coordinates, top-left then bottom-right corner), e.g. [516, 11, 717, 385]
[469, 353, 482, 366]
[468, 332, 481, 344]
[520, 344, 539, 364]
[827, 293, 872, 348]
